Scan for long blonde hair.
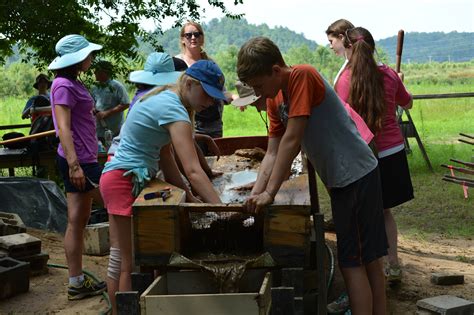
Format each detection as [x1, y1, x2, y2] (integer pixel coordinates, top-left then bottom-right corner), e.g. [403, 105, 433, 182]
[179, 21, 210, 60]
[139, 74, 197, 126]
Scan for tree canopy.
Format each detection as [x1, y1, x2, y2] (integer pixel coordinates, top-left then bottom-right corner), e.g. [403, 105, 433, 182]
[0, 0, 244, 68]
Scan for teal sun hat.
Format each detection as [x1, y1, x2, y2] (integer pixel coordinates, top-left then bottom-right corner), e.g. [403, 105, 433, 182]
[185, 60, 226, 101]
[129, 52, 182, 86]
[48, 34, 102, 70]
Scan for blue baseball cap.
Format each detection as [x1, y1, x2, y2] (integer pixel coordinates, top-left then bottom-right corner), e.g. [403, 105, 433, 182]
[48, 34, 102, 70]
[129, 52, 182, 86]
[185, 60, 226, 101]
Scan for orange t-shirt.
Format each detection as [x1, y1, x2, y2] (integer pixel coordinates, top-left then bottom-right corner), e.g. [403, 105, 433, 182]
[267, 65, 326, 137]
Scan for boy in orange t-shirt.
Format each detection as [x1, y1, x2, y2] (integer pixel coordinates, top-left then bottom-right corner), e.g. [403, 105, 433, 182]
[237, 37, 388, 315]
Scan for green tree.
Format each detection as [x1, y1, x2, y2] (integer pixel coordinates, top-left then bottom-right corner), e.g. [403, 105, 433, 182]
[0, 0, 244, 70]
[213, 45, 239, 90]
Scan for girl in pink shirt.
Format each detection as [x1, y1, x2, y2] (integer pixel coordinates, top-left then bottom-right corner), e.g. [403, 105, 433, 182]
[334, 26, 414, 285]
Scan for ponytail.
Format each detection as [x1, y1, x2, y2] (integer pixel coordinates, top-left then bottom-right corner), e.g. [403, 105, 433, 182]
[346, 27, 386, 134]
[138, 73, 196, 127]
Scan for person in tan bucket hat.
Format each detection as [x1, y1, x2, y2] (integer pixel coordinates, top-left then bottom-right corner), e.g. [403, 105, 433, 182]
[232, 80, 261, 107]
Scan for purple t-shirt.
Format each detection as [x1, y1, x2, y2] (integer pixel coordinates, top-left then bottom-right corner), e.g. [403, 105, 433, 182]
[128, 88, 152, 114]
[51, 76, 98, 163]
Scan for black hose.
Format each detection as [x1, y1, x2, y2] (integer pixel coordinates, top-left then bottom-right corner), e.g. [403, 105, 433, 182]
[325, 242, 335, 290]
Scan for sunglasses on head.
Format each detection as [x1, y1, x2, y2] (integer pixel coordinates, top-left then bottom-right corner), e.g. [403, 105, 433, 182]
[183, 31, 203, 40]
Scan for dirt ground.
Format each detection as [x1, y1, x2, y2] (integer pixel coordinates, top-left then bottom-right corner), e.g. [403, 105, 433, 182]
[0, 227, 472, 314]
[1, 155, 472, 314]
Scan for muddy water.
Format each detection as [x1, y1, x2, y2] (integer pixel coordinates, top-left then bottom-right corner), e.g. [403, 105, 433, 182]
[170, 253, 273, 293]
[212, 169, 258, 203]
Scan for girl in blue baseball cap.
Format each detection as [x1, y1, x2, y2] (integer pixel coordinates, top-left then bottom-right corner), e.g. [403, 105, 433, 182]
[99, 59, 225, 313]
[48, 34, 106, 300]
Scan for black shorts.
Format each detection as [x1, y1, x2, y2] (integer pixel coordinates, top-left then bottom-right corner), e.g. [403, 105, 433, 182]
[330, 167, 388, 268]
[57, 155, 102, 193]
[378, 149, 414, 209]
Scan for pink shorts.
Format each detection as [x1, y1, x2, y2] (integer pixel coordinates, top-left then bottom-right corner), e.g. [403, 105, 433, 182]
[99, 169, 135, 217]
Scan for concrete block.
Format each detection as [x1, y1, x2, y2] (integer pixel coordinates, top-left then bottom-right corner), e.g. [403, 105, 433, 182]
[18, 252, 49, 276]
[0, 212, 26, 236]
[0, 233, 41, 258]
[84, 222, 109, 256]
[417, 295, 474, 315]
[0, 257, 30, 300]
[431, 273, 465, 285]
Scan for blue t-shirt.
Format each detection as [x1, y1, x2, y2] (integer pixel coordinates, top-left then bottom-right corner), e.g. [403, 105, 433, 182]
[103, 90, 191, 174]
[91, 79, 130, 138]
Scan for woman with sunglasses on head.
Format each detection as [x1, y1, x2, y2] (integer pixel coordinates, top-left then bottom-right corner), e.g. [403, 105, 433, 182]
[175, 21, 232, 152]
[334, 27, 414, 289]
[48, 34, 106, 300]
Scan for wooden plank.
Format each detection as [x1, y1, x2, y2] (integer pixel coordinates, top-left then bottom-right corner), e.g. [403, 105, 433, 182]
[412, 92, 474, 100]
[144, 294, 260, 315]
[258, 272, 272, 315]
[265, 230, 307, 248]
[134, 208, 177, 255]
[450, 158, 474, 169]
[133, 180, 186, 207]
[0, 123, 31, 130]
[265, 211, 309, 234]
[0, 130, 56, 145]
[214, 136, 268, 156]
[274, 174, 311, 206]
[270, 287, 295, 315]
[116, 291, 140, 315]
[167, 271, 216, 294]
[182, 203, 245, 213]
[441, 164, 474, 175]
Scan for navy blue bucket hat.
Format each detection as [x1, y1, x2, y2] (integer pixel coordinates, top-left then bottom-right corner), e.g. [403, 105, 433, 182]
[185, 60, 226, 101]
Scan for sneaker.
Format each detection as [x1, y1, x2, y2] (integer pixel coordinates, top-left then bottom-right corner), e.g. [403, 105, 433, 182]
[68, 275, 107, 300]
[386, 265, 402, 284]
[327, 292, 350, 314]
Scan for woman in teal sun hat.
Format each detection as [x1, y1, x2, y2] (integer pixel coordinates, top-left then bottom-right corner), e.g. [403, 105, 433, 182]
[48, 34, 107, 301]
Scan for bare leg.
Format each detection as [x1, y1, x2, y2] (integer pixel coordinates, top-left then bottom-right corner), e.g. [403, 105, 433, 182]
[366, 258, 387, 315]
[114, 215, 133, 292]
[384, 208, 399, 266]
[340, 266, 373, 315]
[64, 192, 92, 277]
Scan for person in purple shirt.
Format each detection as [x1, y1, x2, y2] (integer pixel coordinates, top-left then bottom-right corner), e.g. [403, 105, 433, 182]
[48, 34, 106, 300]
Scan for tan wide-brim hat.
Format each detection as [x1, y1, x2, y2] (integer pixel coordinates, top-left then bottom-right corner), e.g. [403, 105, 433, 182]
[232, 81, 260, 107]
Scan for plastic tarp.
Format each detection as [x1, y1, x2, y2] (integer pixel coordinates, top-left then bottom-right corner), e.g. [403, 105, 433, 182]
[0, 177, 67, 233]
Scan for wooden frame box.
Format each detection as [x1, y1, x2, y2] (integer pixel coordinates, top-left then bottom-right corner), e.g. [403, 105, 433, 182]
[140, 270, 272, 315]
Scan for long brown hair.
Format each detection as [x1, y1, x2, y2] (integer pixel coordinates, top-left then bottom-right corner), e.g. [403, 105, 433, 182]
[325, 19, 354, 37]
[345, 27, 386, 133]
[180, 21, 210, 60]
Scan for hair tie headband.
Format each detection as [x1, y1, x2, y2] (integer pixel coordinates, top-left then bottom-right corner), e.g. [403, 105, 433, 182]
[356, 35, 365, 42]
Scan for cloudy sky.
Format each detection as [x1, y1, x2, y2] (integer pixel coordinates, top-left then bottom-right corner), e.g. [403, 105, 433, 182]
[153, 0, 473, 44]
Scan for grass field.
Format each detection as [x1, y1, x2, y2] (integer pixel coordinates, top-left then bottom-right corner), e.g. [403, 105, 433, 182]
[1, 81, 473, 238]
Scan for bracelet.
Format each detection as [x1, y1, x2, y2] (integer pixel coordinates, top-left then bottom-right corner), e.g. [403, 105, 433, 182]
[69, 162, 80, 172]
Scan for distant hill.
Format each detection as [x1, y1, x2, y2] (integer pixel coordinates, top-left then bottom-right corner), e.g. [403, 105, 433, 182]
[377, 32, 474, 64]
[152, 19, 473, 64]
[151, 17, 318, 56]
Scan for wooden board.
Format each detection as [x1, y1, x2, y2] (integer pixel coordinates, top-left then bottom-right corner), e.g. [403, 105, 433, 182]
[141, 271, 272, 315]
[133, 180, 187, 265]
